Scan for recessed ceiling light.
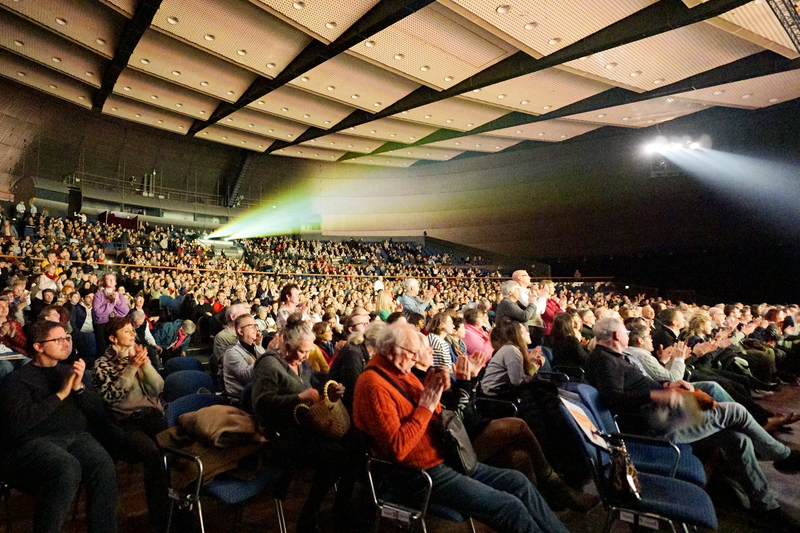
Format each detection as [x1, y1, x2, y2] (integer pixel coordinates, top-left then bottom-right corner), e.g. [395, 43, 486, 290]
[326, 22, 337, 29]
[349, 127, 355, 130]
[200, 81, 209, 87]
[369, 129, 377, 134]
[287, 134, 293, 138]
[653, 78, 665, 84]
[472, 88, 481, 93]
[204, 34, 215, 41]
[266, 63, 275, 69]
[293, 1, 305, 9]
[712, 90, 724, 95]
[537, 133, 544, 137]
[621, 116, 630, 121]
[324, 120, 331, 124]
[248, 123, 254, 127]
[466, 123, 474, 127]
[401, 111, 408, 114]
[78, 96, 85, 100]
[140, 58, 150, 64]
[446, 119, 453, 123]
[494, 146, 501, 150]
[157, 119, 163, 124]
[605, 63, 617, 70]
[769, 97, 779, 103]
[630, 71, 641, 77]
[348, 144, 353, 147]
[199, 110, 206, 114]
[329, 142, 335, 145]
[111, 106, 117, 111]
[303, 113, 310, 118]
[85, 71, 94, 77]
[150, 95, 158, 100]
[525, 22, 538, 30]
[496, 5, 511, 14]
[178, 126, 184, 129]
[55, 17, 67, 25]
[123, 86, 131, 91]
[222, 136, 228, 140]
[259, 145, 264, 148]
[226, 90, 234, 95]
[420, 65, 430, 72]
[514, 130, 523, 134]
[166, 16, 178, 25]
[96, 38, 106, 45]
[237, 49, 247, 56]
[741, 93, 752, 99]
[424, 114, 432, 119]
[268, 129, 274, 132]
[13, 40, 23, 47]
[135, 113, 141, 117]
[49, 84, 57, 89]
[351, 94, 359, 99]
[281, 107, 289, 112]
[548, 38, 561, 45]
[497, 94, 506, 99]
[407, 151, 412, 154]
[299, 77, 309, 83]
[425, 153, 430, 156]
[409, 136, 415, 140]
[443, 76, 455, 82]
[390, 133, 396, 137]
[597, 114, 605, 118]
[454, 142, 461, 145]
[225, 118, 232, 122]
[475, 144, 481, 147]
[520, 100, 530, 105]
[394, 54, 404, 60]
[326, 86, 335, 91]
[278, 149, 284, 152]
[560, 135, 567, 139]
[258, 100, 265, 105]
[365, 40, 376, 47]
[646, 119, 654, 123]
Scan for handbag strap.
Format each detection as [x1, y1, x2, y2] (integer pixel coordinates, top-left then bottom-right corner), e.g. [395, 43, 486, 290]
[364, 366, 417, 406]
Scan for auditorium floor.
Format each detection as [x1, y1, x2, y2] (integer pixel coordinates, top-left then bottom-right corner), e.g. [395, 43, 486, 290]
[3, 385, 799, 533]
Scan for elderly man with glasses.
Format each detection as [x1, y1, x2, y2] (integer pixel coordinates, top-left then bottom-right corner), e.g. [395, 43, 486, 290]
[0, 320, 123, 533]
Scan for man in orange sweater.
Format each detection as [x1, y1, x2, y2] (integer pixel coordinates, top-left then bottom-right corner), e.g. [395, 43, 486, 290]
[353, 322, 569, 533]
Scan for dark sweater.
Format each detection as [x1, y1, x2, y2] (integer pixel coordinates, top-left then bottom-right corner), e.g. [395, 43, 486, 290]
[584, 344, 662, 416]
[328, 341, 369, 411]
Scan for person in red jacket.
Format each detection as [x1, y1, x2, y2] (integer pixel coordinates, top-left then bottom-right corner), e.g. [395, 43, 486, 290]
[539, 281, 564, 336]
[353, 322, 569, 533]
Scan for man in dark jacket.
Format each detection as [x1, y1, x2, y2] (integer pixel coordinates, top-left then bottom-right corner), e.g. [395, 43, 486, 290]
[0, 320, 122, 533]
[328, 312, 370, 411]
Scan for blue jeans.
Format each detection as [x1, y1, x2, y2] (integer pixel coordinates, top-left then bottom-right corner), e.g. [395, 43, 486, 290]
[693, 381, 734, 402]
[666, 401, 790, 510]
[3, 433, 118, 533]
[427, 462, 569, 533]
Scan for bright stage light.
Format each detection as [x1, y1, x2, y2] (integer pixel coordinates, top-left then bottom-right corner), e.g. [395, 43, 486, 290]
[642, 134, 711, 156]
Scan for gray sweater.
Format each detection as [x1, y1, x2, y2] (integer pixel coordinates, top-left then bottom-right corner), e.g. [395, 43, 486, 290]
[480, 345, 533, 397]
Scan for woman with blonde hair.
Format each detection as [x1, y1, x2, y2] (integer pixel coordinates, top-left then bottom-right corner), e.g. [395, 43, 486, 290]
[375, 289, 394, 322]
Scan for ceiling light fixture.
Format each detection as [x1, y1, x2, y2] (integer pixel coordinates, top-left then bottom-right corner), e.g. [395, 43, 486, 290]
[166, 16, 178, 25]
[96, 38, 106, 45]
[226, 118, 232, 122]
[324, 120, 331, 124]
[85, 71, 94, 77]
[300, 76, 309, 82]
[199, 110, 206, 114]
[327, 85, 335, 91]
[769, 98, 779, 103]
[630, 71, 641, 77]
[258, 100, 265, 105]
[111, 107, 117, 111]
[123, 86, 131, 91]
[712, 90, 724, 95]
[446, 119, 453, 123]
[140, 58, 150, 64]
[248, 123, 254, 127]
[78, 96, 85, 100]
[365, 40, 376, 47]
[55, 17, 67, 25]
[597, 114, 605, 118]
[374, 102, 382, 107]
[281, 107, 289, 112]
[444, 76, 453, 82]
[420, 65, 430, 71]
[653, 78, 665, 84]
[13, 40, 23, 46]
[204, 34, 215, 41]
[222, 136, 228, 140]
[520, 100, 530, 105]
[237, 49, 247, 56]
[351, 94, 359, 99]
[466, 123, 474, 127]
[226, 90, 234, 95]
[525, 22, 538, 30]
[326, 22, 337, 29]
[394, 54, 404, 60]
[605, 63, 617, 70]
[266, 63, 275, 69]
[151, 95, 158, 100]
[496, 5, 511, 14]
[548, 38, 561, 45]
[293, 2, 305, 10]
[49, 84, 57, 89]
[176, 103, 183, 107]
[741, 93, 752, 99]
[303, 113, 310, 118]
[200, 81, 209, 87]
[157, 119, 163, 124]
[560, 135, 567, 138]
[52, 57, 62, 63]
[497, 94, 506, 99]
[515, 130, 523, 134]
[542, 105, 551, 110]
[135, 113, 141, 117]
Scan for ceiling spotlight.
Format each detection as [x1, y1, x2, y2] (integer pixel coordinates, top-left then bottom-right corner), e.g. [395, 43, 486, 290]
[497, 94, 507, 99]
[446, 119, 453, 123]
[52, 57, 62, 63]
[55, 17, 67, 25]
[327, 86, 335, 91]
[466, 123, 474, 127]
[172, 70, 180, 76]
[515, 130, 522, 134]
[741, 93, 753, 99]
[769, 98, 779, 103]
[266, 63, 275, 69]
[424, 114, 432, 119]
[605, 62, 617, 70]
[365, 40, 376, 47]
[281, 107, 289, 112]
[225, 118, 232, 122]
[135, 113, 141, 117]
[630, 70, 642, 77]
[96, 38, 106, 45]
[157, 119, 163, 124]
[140, 58, 150, 64]
[548, 38, 561, 45]
[226, 90, 234, 95]
[653, 78, 665, 84]
[597, 114, 605, 118]
[351, 94, 359, 99]
[258, 101, 265, 105]
[200, 81, 209, 87]
[123, 86, 131, 91]
[525, 22, 538, 30]
[293, 1, 305, 9]
[496, 5, 511, 14]
[712, 90, 724, 95]
[326, 22, 337, 29]
[150, 95, 158, 100]
[204, 34, 215, 41]
[444, 76, 453, 82]
[542, 105, 551, 110]
[394, 54, 404, 60]
[13, 40, 23, 47]
[222, 136, 228, 140]
[199, 110, 206, 114]
[420, 66, 431, 72]
[237, 49, 247, 56]
[520, 100, 530, 105]
[373, 102, 382, 107]
[166, 16, 178, 25]
[49, 84, 57, 89]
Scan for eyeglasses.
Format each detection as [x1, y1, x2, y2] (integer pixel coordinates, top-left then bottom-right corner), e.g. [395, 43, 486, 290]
[239, 323, 259, 330]
[398, 346, 421, 358]
[40, 334, 72, 345]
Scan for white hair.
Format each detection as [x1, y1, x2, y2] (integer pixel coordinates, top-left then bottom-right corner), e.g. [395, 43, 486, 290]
[501, 281, 520, 298]
[593, 317, 623, 343]
[402, 278, 419, 292]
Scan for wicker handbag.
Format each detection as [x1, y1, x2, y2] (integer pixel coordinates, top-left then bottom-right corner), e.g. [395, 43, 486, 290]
[293, 380, 351, 440]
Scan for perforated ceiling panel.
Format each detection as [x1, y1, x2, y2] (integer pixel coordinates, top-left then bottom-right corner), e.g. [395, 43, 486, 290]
[0, 0, 124, 59]
[715, 1, 798, 57]
[289, 52, 421, 112]
[197, 124, 272, 151]
[341, 155, 418, 167]
[392, 96, 508, 131]
[350, 3, 516, 90]
[566, 97, 711, 128]
[443, 0, 657, 57]
[0, 49, 92, 109]
[301, 133, 381, 154]
[563, 22, 765, 92]
[272, 144, 346, 161]
[460, 67, 612, 113]
[130, 29, 258, 103]
[153, 0, 312, 78]
[0, 11, 105, 88]
[114, 68, 219, 119]
[104, 94, 193, 133]
[377, 145, 463, 161]
[424, 134, 520, 152]
[246, 84, 355, 129]
[222, 107, 309, 140]
[489, 118, 602, 141]
[102, 0, 139, 18]
[343, 117, 438, 143]
[672, 69, 800, 109]
[250, 0, 379, 43]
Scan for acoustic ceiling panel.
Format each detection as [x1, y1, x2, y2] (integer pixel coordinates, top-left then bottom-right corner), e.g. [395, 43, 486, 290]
[490, 118, 603, 141]
[250, 0, 379, 43]
[563, 21, 765, 92]
[672, 69, 800, 109]
[221, 107, 309, 140]
[197, 124, 273, 151]
[153, 0, 312, 78]
[444, 0, 657, 57]
[425, 134, 520, 152]
[130, 29, 258, 103]
[272, 144, 346, 161]
[288, 52, 421, 112]
[0, 49, 92, 109]
[104, 94, 194, 133]
[0, 0, 124, 59]
[301, 133, 382, 154]
[114, 68, 220, 119]
[339, 117, 438, 142]
[101, 1, 137, 17]
[460, 66, 612, 113]
[567, 96, 711, 128]
[0, 10, 105, 88]
[392, 96, 509, 131]
[341, 155, 419, 167]
[350, 3, 516, 90]
[246, 84, 355, 129]
[377, 145, 463, 161]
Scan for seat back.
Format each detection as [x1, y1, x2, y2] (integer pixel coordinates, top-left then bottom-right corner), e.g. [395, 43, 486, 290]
[165, 393, 223, 428]
[565, 382, 618, 433]
[164, 356, 204, 376]
[163, 370, 215, 402]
